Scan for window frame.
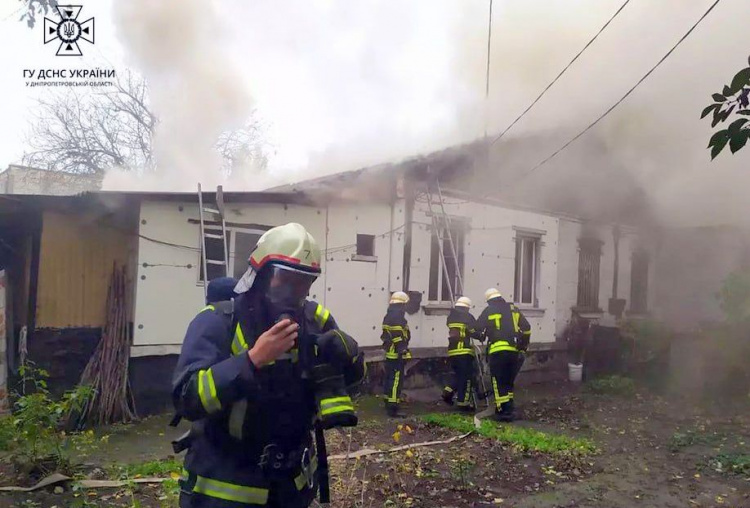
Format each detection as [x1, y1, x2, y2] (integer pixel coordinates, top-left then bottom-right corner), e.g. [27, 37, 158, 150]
[513, 233, 542, 307]
[197, 224, 270, 284]
[629, 249, 650, 314]
[428, 219, 467, 304]
[576, 237, 603, 311]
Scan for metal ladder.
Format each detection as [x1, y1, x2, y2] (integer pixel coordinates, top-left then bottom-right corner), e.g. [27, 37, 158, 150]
[425, 176, 489, 408]
[198, 184, 229, 298]
[424, 176, 464, 304]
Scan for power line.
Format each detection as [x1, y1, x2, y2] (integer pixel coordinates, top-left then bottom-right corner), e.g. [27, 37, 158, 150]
[489, 0, 632, 147]
[518, 0, 723, 177]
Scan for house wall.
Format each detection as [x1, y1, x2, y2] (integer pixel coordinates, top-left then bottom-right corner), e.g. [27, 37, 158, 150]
[36, 211, 135, 328]
[405, 194, 561, 346]
[133, 200, 329, 355]
[555, 219, 654, 335]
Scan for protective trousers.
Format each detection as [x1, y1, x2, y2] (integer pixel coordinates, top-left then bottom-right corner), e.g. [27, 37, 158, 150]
[383, 358, 405, 412]
[489, 350, 519, 416]
[444, 355, 475, 409]
[179, 473, 316, 508]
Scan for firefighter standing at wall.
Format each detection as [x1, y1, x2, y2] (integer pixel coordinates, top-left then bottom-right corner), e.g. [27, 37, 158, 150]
[381, 291, 412, 417]
[441, 296, 480, 411]
[477, 288, 531, 422]
[172, 223, 365, 507]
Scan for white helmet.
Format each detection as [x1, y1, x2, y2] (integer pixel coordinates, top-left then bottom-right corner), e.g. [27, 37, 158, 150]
[390, 291, 409, 304]
[455, 296, 472, 308]
[484, 288, 502, 302]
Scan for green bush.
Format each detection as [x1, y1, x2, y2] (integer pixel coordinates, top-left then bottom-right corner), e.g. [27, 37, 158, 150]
[587, 375, 636, 396]
[0, 415, 14, 451]
[8, 363, 95, 474]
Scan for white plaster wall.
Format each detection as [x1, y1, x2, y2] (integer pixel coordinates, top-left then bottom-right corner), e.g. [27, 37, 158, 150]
[323, 202, 404, 347]
[133, 200, 327, 355]
[405, 196, 560, 346]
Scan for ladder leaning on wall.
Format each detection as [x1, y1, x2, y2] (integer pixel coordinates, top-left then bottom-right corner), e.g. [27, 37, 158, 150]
[424, 176, 464, 304]
[197, 184, 229, 299]
[425, 175, 491, 408]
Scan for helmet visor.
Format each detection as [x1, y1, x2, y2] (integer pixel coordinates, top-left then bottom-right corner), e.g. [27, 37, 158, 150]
[267, 264, 318, 304]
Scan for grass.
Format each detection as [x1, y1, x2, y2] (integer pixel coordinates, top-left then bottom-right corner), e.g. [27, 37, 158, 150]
[420, 413, 597, 455]
[708, 453, 750, 476]
[109, 458, 182, 480]
[586, 375, 636, 396]
[668, 429, 725, 453]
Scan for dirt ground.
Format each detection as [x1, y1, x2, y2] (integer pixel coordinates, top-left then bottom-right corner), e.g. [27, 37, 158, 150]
[1, 381, 748, 508]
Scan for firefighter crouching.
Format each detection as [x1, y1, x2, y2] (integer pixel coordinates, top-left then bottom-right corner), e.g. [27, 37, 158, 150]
[381, 291, 412, 417]
[172, 223, 365, 507]
[442, 296, 480, 411]
[477, 288, 531, 422]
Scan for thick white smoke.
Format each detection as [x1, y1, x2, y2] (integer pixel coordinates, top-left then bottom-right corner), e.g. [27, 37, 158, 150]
[106, 0, 253, 191]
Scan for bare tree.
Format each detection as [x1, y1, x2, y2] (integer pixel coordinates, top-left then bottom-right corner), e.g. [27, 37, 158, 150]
[24, 71, 268, 176]
[19, 0, 58, 28]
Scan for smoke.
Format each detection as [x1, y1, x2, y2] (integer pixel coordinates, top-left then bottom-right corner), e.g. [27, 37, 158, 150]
[102, 0, 750, 229]
[106, 0, 253, 191]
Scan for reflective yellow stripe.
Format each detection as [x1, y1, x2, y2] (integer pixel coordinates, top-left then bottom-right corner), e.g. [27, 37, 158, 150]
[385, 352, 400, 360]
[492, 377, 501, 409]
[231, 323, 248, 355]
[294, 456, 318, 490]
[333, 330, 351, 357]
[193, 475, 268, 504]
[198, 369, 221, 414]
[388, 370, 401, 403]
[448, 348, 475, 357]
[228, 399, 247, 440]
[201, 305, 215, 313]
[512, 311, 521, 333]
[489, 341, 518, 354]
[320, 396, 355, 415]
[448, 323, 467, 339]
[402, 351, 412, 359]
[382, 325, 406, 332]
[315, 304, 331, 328]
[488, 313, 502, 330]
[321, 404, 355, 416]
[321, 396, 352, 405]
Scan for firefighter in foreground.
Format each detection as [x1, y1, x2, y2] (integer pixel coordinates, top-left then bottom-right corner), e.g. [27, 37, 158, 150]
[381, 291, 412, 417]
[477, 288, 531, 422]
[172, 223, 365, 507]
[442, 296, 480, 411]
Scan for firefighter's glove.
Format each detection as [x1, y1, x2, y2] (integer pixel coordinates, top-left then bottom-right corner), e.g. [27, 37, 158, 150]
[312, 330, 360, 429]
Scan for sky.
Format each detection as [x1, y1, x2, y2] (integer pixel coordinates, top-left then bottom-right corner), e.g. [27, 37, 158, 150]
[1, 0, 749, 225]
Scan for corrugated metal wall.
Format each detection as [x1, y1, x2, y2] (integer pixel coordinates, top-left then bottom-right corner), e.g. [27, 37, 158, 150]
[36, 211, 133, 328]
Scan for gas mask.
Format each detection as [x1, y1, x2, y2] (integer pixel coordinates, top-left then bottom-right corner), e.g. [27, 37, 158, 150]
[261, 264, 318, 323]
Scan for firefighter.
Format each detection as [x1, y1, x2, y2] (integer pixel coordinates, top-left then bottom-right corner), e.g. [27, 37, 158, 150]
[381, 291, 412, 417]
[205, 276, 238, 304]
[441, 296, 480, 411]
[172, 223, 365, 508]
[477, 288, 531, 422]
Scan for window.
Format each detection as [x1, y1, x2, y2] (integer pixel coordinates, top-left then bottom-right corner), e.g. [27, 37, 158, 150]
[576, 238, 602, 310]
[232, 230, 265, 279]
[514, 235, 540, 306]
[356, 234, 375, 257]
[630, 250, 649, 314]
[428, 222, 465, 302]
[199, 225, 269, 283]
